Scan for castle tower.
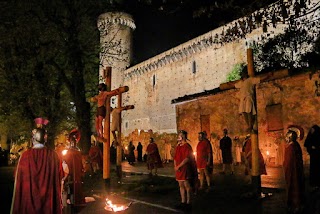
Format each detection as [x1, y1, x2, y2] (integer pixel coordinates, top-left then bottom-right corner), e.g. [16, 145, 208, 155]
[97, 12, 136, 90]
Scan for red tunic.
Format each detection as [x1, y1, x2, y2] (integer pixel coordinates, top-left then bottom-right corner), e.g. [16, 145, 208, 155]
[174, 143, 197, 181]
[146, 143, 163, 170]
[196, 140, 211, 169]
[11, 148, 63, 214]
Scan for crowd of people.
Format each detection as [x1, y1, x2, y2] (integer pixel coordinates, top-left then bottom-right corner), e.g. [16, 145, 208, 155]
[6, 104, 319, 214]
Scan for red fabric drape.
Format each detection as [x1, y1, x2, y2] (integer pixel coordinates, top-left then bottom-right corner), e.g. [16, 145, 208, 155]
[11, 148, 63, 214]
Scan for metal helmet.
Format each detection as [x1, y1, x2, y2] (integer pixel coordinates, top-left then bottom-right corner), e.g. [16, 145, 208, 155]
[68, 128, 81, 148]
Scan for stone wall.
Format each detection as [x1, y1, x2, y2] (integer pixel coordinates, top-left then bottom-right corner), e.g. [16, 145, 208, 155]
[120, 14, 288, 136]
[175, 71, 320, 166]
[98, 0, 317, 139]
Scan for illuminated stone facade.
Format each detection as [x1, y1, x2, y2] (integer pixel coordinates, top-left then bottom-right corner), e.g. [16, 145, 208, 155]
[98, 1, 318, 141]
[175, 70, 320, 165]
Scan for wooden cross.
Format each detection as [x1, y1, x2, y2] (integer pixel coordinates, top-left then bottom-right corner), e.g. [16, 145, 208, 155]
[99, 67, 134, 182]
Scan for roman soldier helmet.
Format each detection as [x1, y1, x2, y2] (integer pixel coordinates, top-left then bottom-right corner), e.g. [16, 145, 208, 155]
[287, 125, 304, 140]
[68, 128, 81, 147]
[34, 117, 49, 128]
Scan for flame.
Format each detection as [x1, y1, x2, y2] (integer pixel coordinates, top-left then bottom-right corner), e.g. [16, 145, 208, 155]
[266, 150, 270, 156]
[193, 152, 196, 156]
[62, 149, 68, 156]
[104, 198, 130, 212]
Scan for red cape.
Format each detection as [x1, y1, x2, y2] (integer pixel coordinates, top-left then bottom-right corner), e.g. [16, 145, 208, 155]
[146, 143, 163, 169]
[63, 148, 85, 206]
[11, 147, 62, 214]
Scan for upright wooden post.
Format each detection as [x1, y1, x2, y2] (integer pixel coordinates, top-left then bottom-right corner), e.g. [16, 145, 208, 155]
[103, 67, 112, 183]
[116, 94, 123, 179]
[247, 48, 261, 195]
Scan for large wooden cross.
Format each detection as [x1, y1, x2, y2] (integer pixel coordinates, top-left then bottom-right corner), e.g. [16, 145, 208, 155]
[98, 67, 134, 182]
[247, 48, 261, 195]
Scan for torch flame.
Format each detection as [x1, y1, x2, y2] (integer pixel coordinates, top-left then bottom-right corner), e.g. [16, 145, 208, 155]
[266, 150, 270, 156]
[62, 149, 68, 156]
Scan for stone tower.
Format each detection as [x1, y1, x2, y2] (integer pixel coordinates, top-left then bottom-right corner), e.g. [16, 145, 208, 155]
[97, 12, 136, 90]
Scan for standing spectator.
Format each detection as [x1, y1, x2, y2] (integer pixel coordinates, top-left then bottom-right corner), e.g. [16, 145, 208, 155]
[203, 131, 213, 174]
[11, 127, 62, 214]
[164, 140, 172, 163]
[212, 134, 222, 164]
[127, 141, 135, 165]
[283, 128, 305, 214]
[234, 136, 242, 165]
[146, 138, 163, 176]
[220, 128, 234, 174]
[88, 141, 103, 173]
[174, 130, 198, 211]
[196, 132, 212, 191]
[304, 125, 320, 192]
[137, 142, 143, 162]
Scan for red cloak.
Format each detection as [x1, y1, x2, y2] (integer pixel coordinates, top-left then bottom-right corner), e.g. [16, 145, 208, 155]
[283, 141, 305, 209]
[63, 148, 85, 207]
[11, 148, 63, 214]
[146, 143, 163, 170]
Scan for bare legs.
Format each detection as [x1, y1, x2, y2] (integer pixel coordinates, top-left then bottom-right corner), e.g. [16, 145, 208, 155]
[178, 180, 191, 204]
[95, 116, 104, 137]
[199, 168, 211, 189]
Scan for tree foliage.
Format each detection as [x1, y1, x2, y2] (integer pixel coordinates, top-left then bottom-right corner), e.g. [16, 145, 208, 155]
[254, 0, 320, 73]
[0, 0, 110, 152]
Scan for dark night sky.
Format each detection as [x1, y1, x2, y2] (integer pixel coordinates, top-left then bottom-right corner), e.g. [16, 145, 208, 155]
[124, 0, 278, 64]
[130, 5, 223, 64]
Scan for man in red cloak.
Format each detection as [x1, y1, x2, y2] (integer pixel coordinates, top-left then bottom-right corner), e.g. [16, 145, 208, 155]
[61, 129, 85, 212]
[283, 128, 305, 213]
[146, 137, 163, 176]
[174, 130, 198, 211]
[11, 127, 63, 214]
[196, 132, 212, 191]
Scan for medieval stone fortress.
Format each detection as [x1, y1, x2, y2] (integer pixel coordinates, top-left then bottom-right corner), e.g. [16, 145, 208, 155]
[98, 0, 320, 164]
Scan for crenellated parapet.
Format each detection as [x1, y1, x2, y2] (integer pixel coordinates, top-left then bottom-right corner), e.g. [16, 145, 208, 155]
[98, 12, 135, 87]
[98, 12, 136, 36]
[123, 0, 317, 80]
[123, 30, 224, 80]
